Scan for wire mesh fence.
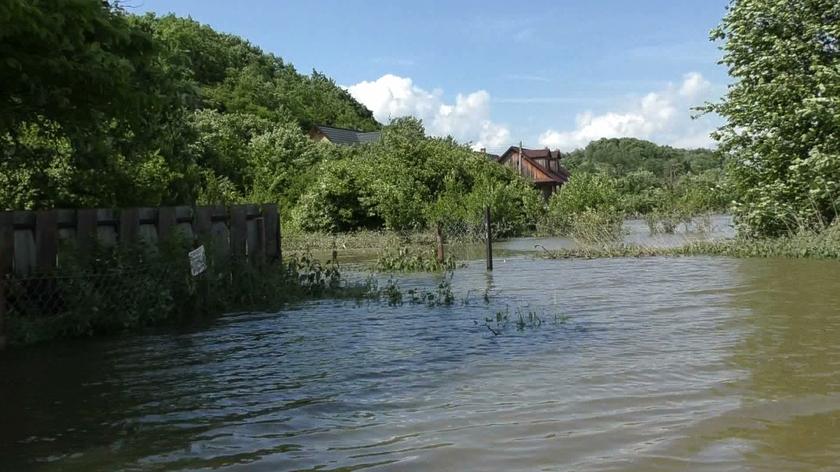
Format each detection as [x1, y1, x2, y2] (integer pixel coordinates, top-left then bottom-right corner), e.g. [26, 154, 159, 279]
[2, 263, 177, 342]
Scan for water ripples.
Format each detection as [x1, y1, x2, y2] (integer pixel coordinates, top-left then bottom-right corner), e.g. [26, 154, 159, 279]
[3, 255, 840, 470]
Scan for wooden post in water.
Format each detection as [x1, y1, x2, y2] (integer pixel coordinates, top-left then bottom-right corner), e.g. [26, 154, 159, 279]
[485, 207, 493, 271]
[435, 223, 445, 264]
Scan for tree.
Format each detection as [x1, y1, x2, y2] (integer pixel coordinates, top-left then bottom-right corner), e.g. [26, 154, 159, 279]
[0, 1, 199, 209]
[706, 0, 840, 236]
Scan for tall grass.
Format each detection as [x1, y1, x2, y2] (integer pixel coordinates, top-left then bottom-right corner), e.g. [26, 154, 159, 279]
[539, 223, 840, 260]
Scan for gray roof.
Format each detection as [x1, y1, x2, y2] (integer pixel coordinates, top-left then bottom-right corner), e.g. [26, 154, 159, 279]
[314, 125, 381, 145]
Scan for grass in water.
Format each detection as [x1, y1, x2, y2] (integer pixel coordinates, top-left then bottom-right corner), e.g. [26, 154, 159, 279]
[375, 246, 458, 272]
[538, 223, 840, 260]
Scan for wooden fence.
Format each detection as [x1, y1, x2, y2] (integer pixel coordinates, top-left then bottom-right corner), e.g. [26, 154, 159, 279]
[0, 204, 280, 277]
[0, 204, 281, 348]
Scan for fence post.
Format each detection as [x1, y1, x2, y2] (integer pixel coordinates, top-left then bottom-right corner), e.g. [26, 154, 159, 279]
[0, 212, 13, 350]
[485, 206, 493, 271]
[260, 204, 280, 264]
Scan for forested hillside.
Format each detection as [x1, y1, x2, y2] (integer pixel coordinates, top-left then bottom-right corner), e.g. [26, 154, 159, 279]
[0, 1, 378, 211]
[135, 14, 380, 131]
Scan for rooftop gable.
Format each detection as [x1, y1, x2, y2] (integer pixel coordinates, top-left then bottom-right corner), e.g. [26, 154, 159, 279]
[497, 146, 570, 183]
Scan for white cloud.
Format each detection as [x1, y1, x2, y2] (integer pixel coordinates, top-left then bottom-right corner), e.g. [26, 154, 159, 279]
[539, 72, 719, 151]
[347, 74, 510, 150]
[678, 72, 711, 99]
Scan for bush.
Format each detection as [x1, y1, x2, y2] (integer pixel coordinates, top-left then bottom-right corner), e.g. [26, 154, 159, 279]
[4, 237, 367, 346]
[291, 118, 542, 237]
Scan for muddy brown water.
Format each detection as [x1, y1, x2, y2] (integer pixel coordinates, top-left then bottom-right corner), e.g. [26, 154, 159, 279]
[3, 219, 840, 471]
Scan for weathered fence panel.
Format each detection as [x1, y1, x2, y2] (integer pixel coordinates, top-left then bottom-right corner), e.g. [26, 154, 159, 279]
[229, 205, 248, 260]
[35, 211, 58, 273]
[0, 204, 281, 277]
[120, 208, 140, 245]
[76, 209, 98, 253]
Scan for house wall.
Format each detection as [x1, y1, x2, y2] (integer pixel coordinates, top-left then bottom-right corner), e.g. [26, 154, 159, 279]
[503, 154, 556, 184]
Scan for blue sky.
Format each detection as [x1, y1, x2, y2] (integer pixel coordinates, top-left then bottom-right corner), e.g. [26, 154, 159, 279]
[131, 0, 731, 152]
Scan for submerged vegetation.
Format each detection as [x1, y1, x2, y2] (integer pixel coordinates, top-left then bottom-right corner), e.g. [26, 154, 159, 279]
[375, 246, 458, 273]
[4, 236, 376, 346]
[539, 222, 840, 261]
[537, 139, 730, 240]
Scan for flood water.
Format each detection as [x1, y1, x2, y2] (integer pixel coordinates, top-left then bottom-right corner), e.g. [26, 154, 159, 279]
[3, 227, 840, 471]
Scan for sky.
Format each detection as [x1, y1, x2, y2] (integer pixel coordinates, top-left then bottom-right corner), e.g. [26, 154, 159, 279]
[130, 0, 732, 153]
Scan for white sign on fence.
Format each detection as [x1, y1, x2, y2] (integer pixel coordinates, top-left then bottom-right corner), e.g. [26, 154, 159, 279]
[189, 245, 207, 276]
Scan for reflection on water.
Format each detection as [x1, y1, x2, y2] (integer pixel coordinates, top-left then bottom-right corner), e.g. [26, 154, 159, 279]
[2, 252, 840, 471]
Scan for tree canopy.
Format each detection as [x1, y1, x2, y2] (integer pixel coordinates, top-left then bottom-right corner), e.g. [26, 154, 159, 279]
[706, 0, 840, 236]
[0, 2, 380, 210]
[563, 138, 722, 181]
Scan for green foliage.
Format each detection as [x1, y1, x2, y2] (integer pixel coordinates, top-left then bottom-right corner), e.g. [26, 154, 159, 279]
[134, 14, 379, 131]
[375, 275, 456, 307]
[0, 4, 379, 211]
[561, 138, 731, 217]
[706, 0, 840, 236]
[539, 173, 624, 240]
[5, 238, 367, 346]
[375, 246, 457, 272]
[293, 118, 542, 236]
[539, 222, 840, 260]
[564, 138, 722, 180]
[0, 1, 180, 142]
[546, 172, 622, 216]
[188, 109, 327, 217]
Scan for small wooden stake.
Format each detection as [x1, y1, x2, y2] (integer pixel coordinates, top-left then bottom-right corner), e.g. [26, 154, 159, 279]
[485, 207, 493, 271]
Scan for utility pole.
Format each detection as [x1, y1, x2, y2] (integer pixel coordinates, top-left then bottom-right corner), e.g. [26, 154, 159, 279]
[518, 140, 523, 175]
